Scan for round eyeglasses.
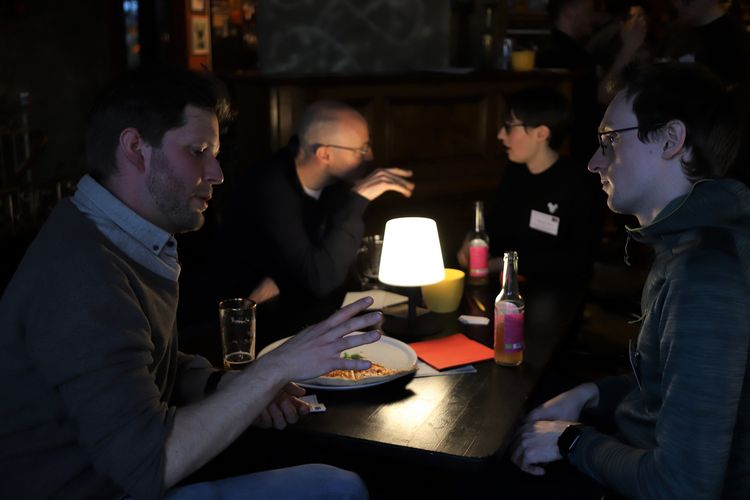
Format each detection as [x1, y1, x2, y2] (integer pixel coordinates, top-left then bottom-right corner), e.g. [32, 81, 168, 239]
[502, 122, 529, 134]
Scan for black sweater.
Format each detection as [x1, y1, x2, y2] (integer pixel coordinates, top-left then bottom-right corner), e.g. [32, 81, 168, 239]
[213, 145, 369, 302]
[487, 158, 599, 285]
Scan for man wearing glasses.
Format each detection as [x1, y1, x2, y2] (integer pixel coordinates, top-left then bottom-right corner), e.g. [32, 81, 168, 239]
[209, 100, 414, 327]
[510, 63, 750, 498]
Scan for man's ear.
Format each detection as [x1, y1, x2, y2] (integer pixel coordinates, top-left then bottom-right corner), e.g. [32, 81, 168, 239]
[661, 120, 687, 160]
[119, 128, 147, 172]
[314, 144, 330, 163]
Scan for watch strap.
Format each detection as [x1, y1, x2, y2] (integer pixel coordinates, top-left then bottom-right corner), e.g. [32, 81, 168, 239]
[557, 424, 584, 459]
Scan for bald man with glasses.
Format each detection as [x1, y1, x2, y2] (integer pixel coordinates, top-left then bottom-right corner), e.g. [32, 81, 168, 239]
[206, 100, 414, 329]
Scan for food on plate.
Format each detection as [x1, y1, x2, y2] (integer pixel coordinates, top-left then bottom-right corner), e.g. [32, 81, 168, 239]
[321, 361, 402, 381]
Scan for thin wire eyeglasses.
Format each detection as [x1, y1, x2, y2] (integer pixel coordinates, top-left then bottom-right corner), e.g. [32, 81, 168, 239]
[316, 143, 371, 156]
[597, 126, 641, 156]
[598, 123, 667, 156]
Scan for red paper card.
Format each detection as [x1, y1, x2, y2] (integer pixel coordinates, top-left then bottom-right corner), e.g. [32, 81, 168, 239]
[410, 333, 494, 370]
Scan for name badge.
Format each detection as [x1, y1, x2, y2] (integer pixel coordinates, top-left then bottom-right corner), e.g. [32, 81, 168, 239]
[529, 209, 560, 236]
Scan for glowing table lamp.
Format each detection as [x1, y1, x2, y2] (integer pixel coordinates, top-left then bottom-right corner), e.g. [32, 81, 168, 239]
[378, 217, 445, 337]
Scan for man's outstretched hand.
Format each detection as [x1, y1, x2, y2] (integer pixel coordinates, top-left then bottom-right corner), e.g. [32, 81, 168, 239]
[353, 168, 415, 201]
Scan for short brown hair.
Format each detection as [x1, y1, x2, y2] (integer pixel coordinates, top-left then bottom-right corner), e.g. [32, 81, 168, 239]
[85, 69, 232, 182]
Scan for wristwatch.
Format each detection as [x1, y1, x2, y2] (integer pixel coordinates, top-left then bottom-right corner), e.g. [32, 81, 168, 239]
[557, 424, 584, 459]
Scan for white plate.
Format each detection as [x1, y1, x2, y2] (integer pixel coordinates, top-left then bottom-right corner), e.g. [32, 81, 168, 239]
[257, 333, 417, 391]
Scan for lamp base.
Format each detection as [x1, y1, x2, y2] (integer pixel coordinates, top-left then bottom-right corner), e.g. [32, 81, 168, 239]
[381, 304, 441, 339]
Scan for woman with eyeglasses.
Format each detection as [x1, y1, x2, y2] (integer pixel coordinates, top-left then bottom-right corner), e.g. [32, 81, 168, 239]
[459, 86, 602, 291]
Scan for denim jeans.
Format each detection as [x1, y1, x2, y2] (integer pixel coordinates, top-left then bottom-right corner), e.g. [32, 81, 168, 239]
[165, 464, 368, 500]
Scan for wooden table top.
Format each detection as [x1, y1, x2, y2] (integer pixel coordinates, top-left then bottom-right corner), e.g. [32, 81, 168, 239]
[274, 282, 585, 471]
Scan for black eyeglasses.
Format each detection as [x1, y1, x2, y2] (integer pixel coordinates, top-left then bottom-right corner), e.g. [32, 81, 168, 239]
[315, 143, 371, 156]
[597, 124, 665, 156]
[502, 122, 529, 134]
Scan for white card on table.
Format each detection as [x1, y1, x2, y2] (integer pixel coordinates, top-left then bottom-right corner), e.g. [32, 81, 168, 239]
[342, 290, 408, 310]
[300, 394, 326, 413]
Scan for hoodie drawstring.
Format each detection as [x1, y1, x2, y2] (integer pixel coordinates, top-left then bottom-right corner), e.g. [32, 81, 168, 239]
[623, 232, 632, 267]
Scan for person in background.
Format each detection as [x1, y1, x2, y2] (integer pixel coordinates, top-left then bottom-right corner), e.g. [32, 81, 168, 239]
[511, 63, 750, 499]
[658, 0, 750, 187]
[588, 1, 652, 104]
[207, 100, 414, 334]
[537, 0, 602, 163]
[659, 0, 750, 91]
[0, 69, 380, 499]
[458, 87, 600, 291]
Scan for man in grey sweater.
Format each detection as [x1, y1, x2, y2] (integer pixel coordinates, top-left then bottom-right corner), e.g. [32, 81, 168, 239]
[0, 70, 378, 499]
[510, 63, 750, 499]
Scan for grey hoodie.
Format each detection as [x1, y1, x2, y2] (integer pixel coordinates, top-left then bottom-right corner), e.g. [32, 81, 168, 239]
[571, 179, 750, 499]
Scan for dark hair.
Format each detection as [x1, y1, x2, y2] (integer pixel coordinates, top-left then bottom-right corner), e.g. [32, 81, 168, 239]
[85, 69, 232, 182]
[622, 62, 741, 179]
[504, 87, 570, 150]
[547, 0, 584, 21]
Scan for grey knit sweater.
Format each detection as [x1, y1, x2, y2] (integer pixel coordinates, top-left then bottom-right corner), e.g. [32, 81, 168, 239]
[0, 199, 213, 499]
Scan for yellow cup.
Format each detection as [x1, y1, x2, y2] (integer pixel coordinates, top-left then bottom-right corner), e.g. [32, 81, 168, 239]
[421, 268, 465, 313]
[511, 50, 536, 71]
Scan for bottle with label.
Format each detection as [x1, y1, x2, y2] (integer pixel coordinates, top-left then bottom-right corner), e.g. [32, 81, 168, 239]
[480, 6, 496, 68]
[468, 200, 490, 285]
[494, 251, 525, 366]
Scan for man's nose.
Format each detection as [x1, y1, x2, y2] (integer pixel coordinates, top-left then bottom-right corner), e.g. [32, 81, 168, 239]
[206, 156, 224, 185]
[588, 148, 605, 173]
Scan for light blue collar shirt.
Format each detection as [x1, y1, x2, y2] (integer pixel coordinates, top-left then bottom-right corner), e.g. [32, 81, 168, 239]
[72, 174, 180, 281]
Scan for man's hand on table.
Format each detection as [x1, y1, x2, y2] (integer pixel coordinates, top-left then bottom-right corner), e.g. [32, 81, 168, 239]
[511, 419, 574, 475]
[253, 382, 310, 430]
[510, 383, 600, 475]
[352, 167, 414, 201]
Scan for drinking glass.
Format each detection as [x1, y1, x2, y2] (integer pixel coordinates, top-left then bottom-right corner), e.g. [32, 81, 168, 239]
[356, 234, 383, 289]
[219, 298, 256, 369]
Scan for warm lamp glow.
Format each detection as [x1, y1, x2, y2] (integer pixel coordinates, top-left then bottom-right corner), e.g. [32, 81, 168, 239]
[378, 217, 445, 287]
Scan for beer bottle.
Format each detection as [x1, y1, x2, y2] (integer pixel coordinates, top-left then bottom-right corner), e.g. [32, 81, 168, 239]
[480, 6, 496, 68]
[467, 201, 490, 285]
[494, 251, 524, 366]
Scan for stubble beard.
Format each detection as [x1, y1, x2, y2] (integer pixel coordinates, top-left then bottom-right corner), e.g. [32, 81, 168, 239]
[147, 150, 204, 233]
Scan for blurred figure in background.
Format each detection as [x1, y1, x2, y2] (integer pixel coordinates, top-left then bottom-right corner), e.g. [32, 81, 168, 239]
[588, 1, 652, 103]
[658, 0, 750, 187]
[206, 100, 414, 337]
[537, 0, 602, 163]
[458, 87, 600, 292]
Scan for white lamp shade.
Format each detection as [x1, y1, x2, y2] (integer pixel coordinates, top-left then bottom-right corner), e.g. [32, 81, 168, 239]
[378, 217, 445, 287]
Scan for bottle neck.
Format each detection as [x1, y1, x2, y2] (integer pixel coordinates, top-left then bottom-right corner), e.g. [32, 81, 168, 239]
[484, 7, 493, 29]
[474, 202, 485, 233]
[500, 252, 520, 297]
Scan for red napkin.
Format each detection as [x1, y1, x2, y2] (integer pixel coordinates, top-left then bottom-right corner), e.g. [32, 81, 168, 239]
[410, 333, 494, 370]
